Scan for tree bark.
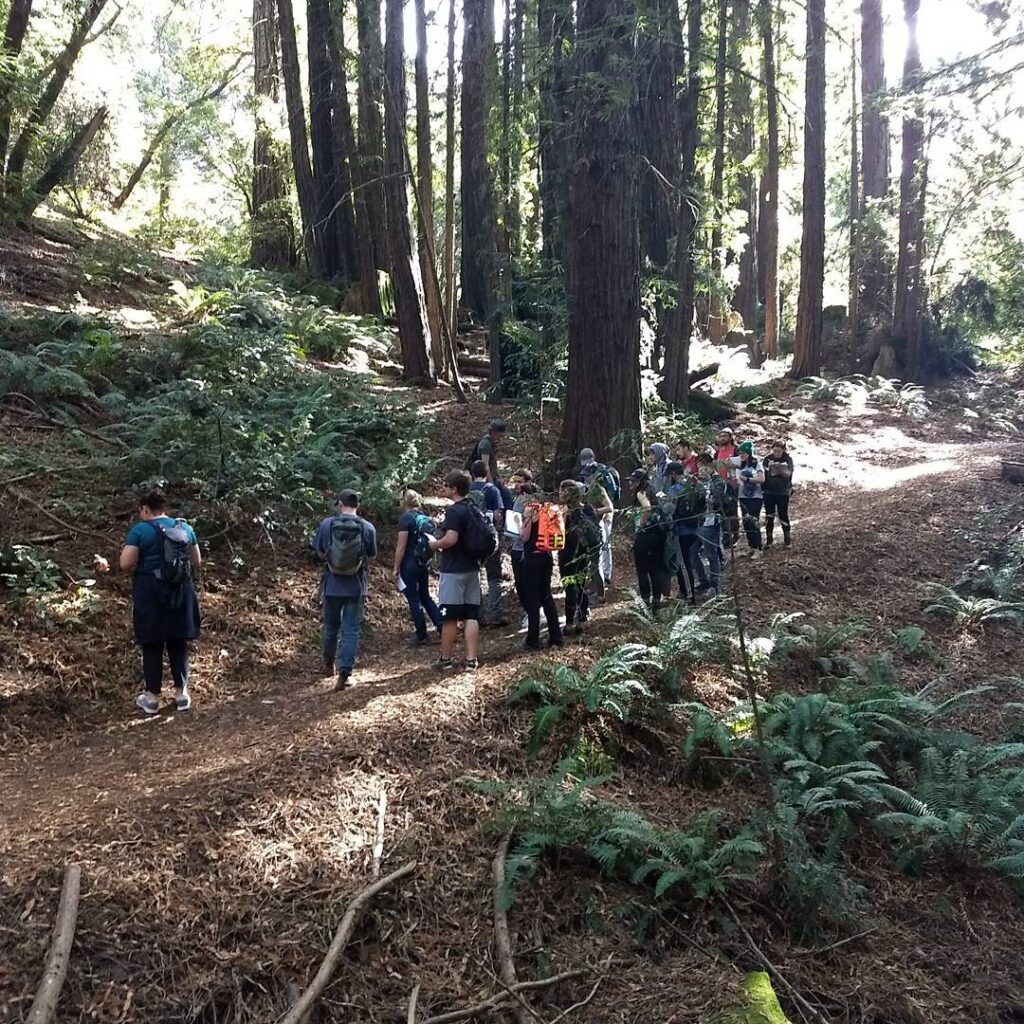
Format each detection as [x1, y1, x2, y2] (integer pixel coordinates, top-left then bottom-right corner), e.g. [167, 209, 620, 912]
[891, 0, 927, 379]
[537, 0, 572, 262]
[860, 0, 891, 330]
[308, 0, 348, 279]
[707, 0, 728, 341]
[356, 0, 387, 270]
[661, 0, 703, 407]
[790, 0, 825, 378]
[557, 0, 641, 473]
[277, 0, 326, 276]
[384, 0, 435, 384]
[415, 0, 446, 374]
[114, 57, 245, 211]
[4, 0, 109, 199]
[759, 0, 780, 359]
[443, 0, 458, 332]
[326, 0, 379, 310]
[729, 0, 758, 345]
[0, 0, 34, 175]
[252, 0, 293, 269]
[848, 36, 861, 348]
[20, 106, 107, 222]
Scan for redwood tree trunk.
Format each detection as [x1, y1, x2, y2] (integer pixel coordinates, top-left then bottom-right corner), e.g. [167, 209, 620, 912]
[252, 0, 293, 269]
[384, 0, 435, 385]
[557, 0, 641, 472]
[356, 0, 387, 270]
[0, 0, 34, 175]
[860, 0, 891, 331]
[849, 37, 861, 348]
[661, 0, 702, 407]
[707, 0, 728, 340]
[415, 0, 446, 374]
[4, 0, 109, 198]
[790, 0, 826, 379]
[892, 0, 927, 379]
[443, 0, 458, 330]
[537, 0, 572, 262]
[759, 0, 780, 359]
[277, 0, 325, 276]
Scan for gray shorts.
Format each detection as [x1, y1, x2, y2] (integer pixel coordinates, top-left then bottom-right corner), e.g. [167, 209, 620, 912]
[438, 571, 482, 607]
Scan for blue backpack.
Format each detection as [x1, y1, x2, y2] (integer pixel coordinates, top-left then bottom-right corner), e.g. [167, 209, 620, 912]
[411, 512, 436, 566]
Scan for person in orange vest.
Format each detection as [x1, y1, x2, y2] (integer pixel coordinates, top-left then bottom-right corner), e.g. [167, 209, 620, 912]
[518, 500, 565, 651]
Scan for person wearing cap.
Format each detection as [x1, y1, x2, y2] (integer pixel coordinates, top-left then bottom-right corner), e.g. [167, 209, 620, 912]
[735, 441, 765, 557]
[578, 447, 615, 588]
[312, 489, 378, 688]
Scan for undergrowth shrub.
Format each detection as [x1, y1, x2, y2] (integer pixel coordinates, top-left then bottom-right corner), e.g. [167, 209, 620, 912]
[921, 582, 1024, 629]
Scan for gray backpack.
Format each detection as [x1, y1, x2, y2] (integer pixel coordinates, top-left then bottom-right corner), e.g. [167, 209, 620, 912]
[327, 515, 366, 576]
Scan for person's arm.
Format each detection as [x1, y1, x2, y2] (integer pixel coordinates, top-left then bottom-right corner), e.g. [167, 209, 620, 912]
[119, 545, 139, 572]
[592, 486, 613, 518]
[366, 524, 378, 560]
[393, 530, 409, 575]
[190, 544, 202, 570]
[519, 504, 536, 543]
[430, 528, 459, 551]
[480, 445, 494, 482]
[752, 466, 765, 484]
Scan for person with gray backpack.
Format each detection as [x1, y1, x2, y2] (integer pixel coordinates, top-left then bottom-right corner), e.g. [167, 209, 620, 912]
[119, 488, 201, 715]
[312, 489, 378, 689]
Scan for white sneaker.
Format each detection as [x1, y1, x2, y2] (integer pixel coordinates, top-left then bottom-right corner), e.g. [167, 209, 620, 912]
[174, 689, 192, 711]
[750, 549, 763, 561]
[135, 692, 159, 715]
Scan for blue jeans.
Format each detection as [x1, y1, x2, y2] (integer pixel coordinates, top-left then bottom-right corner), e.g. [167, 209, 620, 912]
[698, 523, 723, 595]
[400, 560, 442, 639]
[322, 594, 364, 672]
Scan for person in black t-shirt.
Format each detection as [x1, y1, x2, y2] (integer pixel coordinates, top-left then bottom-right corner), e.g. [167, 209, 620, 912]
[393, 489, 443, 646]
[518, 500, 564, 650]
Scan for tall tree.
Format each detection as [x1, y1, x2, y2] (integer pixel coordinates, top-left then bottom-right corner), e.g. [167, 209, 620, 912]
[0, 0, 34, 175]
[277, 0, 326, 276]
[707, 0, 728, 340]
[758, 0, 780, 359]
[790, 0, 826, 378]
[384, 0, 435, 384]
[356, 0, 387, 269]
[4, 0, 109, 201]
[415, 0, 446, 373]
[251, 0, 292, 269]
[729, 0, 758, 342]
[537, 0, 572, 262]
[443, 0, 458, 331]
[891, 0, 927, 378]
[557, 0, 641, 469]
[849, 37, 861, 346]
[326, 0, 379, 309]
[860, 0, 891, 331]
[661, 0, 703, 406]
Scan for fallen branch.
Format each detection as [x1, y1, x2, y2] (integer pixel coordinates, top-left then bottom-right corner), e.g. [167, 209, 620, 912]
[544, 975, 604, 1024]
[26, 863, 82, 1024]
[372, 789, 388, 879]
[0, 393, 127, 450]
[492, 834, 532, 1024]
[721, 899, 829, 1024]
[280, 860, 417, 1024]
[408, 983, 421, 1024]
[417, 970, 587, 1024]
[0, 472, 37, 489]
[7, 489, 115, 544]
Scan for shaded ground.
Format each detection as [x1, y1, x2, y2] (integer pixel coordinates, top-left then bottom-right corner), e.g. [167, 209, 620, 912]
[2, 379, 1024, 1022]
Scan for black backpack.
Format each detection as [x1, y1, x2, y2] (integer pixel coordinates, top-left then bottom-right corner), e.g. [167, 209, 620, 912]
[572, 505, 602, 553]
[147, 520, 194, 602]
[411, 512, 436, 567]
[461, 499, 499, 563]
[326, 515, 367, 576]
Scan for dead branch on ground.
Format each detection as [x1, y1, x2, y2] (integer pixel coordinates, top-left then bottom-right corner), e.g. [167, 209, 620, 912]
[26, 863, 82, 1024]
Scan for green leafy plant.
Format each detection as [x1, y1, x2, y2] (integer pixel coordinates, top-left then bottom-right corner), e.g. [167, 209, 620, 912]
[921, 582, 1024, 629]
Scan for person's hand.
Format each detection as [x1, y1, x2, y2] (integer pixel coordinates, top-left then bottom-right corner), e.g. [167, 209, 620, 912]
[93, 555, 110, 574]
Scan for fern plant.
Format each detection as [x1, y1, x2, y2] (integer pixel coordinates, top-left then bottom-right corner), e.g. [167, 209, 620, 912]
[921, 582, 1024, 629]
[508, 644, 660, 756]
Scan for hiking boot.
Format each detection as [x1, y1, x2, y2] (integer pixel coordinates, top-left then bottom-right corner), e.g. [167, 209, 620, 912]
[135, 692, 159, 715]
[333, 671, 352, 691]
[463, 658, 479, 673]
[436, 656, 455, 672]
[548, 636, 564, 648]
[174, 689, 192, 712]
[522, 639, 543, 652]
[784, 535, 792, 547]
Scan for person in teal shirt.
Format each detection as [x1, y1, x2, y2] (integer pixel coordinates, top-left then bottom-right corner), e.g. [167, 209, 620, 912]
[119, 489, 201, 715]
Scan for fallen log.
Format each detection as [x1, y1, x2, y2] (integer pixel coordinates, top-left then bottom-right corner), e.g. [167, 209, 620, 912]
[688, 362, 720, 387]
[27, 863, 82, 1024]
[280, 861, 417, 1024]
[492, 834, 531, 1024]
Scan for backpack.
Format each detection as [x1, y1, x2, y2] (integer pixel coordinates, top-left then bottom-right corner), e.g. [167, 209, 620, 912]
[460, 499, 499, 562]
[571, 505, 602, 553]
[411, 512, 436, 567]
[464, 437, 487, 472]
[326, 515, 367, 576]
[529, 502, 566, 554]
[595, 463, 620, 502]
[147, 519, 194, 589]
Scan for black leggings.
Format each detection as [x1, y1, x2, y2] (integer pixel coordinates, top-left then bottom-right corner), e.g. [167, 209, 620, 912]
[739, 497, 763, 550]
[141, 639, 189, 695]
[520, 552, 562, 646]
[676, 532, 707, 600]
[560, 552, 591, 627]
[763, 494, 791, 542]
[634, 547, 670, 611]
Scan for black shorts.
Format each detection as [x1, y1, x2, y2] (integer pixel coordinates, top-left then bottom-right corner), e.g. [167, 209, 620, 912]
[441, 603, 480, 623]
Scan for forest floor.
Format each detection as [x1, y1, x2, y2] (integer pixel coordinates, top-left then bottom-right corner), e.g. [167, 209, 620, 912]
[2, 226, 1024, 1023]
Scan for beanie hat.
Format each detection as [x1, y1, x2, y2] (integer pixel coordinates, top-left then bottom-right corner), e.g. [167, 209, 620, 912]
[738, 441, 754, 456]
[579, 447, 596, 464]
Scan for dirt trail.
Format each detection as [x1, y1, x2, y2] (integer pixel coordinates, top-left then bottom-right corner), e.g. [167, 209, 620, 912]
[1, 404, 1022, 1023]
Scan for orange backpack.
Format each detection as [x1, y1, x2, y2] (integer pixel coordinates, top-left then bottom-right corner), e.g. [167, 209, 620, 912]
[528, 502, 566, 553]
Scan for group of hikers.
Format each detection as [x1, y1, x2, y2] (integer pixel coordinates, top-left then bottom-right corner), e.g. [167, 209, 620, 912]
[119, 420, 795, 708]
